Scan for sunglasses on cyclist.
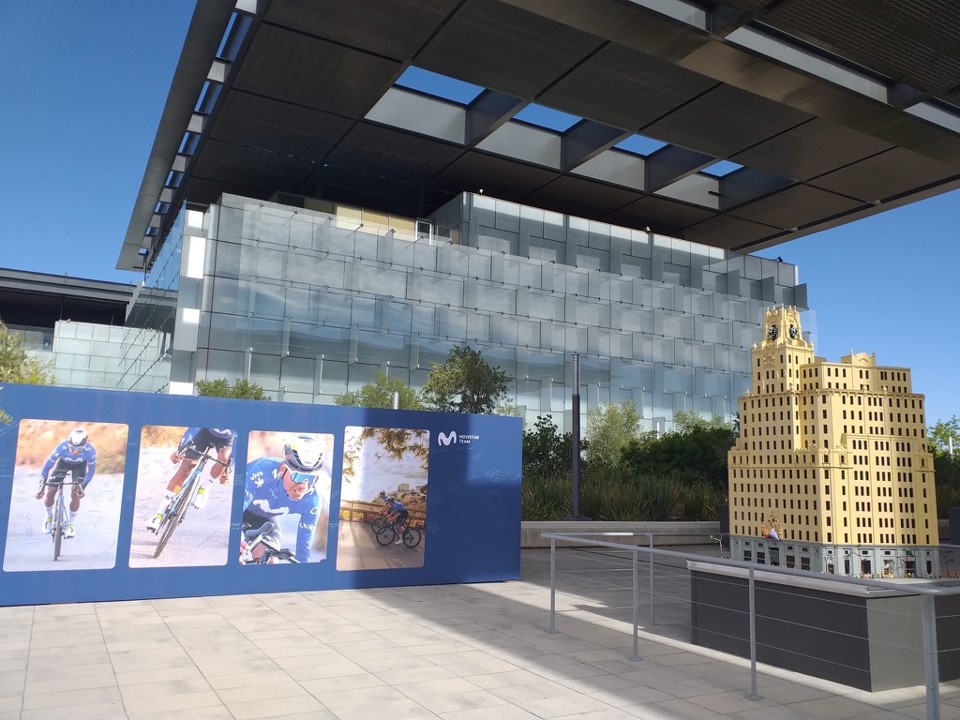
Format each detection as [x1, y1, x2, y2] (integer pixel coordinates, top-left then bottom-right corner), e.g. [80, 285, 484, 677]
[68, 445, 84, 454]
[282, 465, 316, 485]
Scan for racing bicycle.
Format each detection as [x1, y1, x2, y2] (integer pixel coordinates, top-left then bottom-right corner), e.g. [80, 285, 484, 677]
[41, 472, 83, 561]
[240, 521, 299, 564]
[152, 445, 228, 558]
[376, 520, 421, 548]
[371, 508, 389, 534]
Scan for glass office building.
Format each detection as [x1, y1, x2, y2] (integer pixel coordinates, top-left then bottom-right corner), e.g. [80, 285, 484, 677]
[121, 192, 806, 432]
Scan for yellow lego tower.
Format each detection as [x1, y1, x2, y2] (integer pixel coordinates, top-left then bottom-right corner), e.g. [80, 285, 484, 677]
[727, 306, 939, 578]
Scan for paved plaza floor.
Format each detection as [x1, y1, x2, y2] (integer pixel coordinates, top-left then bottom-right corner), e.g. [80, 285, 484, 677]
[1, 547, 958, 719]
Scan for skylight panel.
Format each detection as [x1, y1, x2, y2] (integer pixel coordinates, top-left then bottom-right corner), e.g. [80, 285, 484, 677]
[513, 104, 582, 132]
[395, 66, 484, 105]
[701, 160, 743, 177]
[615, 134, 668, 156]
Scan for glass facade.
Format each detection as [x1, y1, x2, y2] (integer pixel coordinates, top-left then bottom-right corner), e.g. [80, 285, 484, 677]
[123, 192, 806, 432]
[12, 320, 167, 392]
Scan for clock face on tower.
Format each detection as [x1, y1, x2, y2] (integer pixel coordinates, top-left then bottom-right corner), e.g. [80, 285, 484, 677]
[789, 324, 798, 339]
[767, 324, 778, 341]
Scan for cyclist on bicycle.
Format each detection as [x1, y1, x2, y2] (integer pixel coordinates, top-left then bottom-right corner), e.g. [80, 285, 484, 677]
[240, 434, 324, 564]
[384, 497, 409, 545]
[147, 427, 236, 532]
[36, 427, 96, 538]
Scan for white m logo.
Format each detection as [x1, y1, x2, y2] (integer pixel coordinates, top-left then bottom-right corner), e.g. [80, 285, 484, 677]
[438, 431, 457, 446]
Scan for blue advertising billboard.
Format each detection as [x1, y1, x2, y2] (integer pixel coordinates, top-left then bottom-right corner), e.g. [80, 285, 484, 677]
[0, 384, 521, 605]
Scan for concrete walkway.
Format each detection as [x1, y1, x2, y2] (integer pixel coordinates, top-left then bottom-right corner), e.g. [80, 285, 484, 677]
[0, 548, 957, 719]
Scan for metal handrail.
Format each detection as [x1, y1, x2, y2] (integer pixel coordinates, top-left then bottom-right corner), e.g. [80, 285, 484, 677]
[543, 530, 955, 720]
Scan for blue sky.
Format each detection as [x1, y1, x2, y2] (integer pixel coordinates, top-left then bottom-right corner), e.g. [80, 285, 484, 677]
[1, 1, 957, 426]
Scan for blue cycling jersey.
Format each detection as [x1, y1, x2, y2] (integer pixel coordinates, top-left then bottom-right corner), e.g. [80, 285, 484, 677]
[244, 457, 320, 563]
[390, 500, 408, 514]
[177, 427, 237, 453]
[41, 441, 97, 488]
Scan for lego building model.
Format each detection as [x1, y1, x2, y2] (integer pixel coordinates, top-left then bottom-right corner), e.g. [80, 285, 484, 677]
[728, 306, 938, 578]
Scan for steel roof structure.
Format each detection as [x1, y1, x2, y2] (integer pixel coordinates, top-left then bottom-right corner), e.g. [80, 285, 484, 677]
[0, 269, 133, 329]
[120, 0, 960, 271]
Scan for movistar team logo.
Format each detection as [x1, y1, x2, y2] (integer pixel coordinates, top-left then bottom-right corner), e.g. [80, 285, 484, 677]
[438, 431, 457, 446]
[438, 430, 480, 446]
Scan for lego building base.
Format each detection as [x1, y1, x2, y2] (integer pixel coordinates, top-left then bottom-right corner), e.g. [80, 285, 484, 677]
[689, 562, 960, 691]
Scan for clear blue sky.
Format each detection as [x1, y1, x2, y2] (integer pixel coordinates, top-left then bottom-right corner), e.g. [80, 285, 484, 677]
[1, 1, 957, 426]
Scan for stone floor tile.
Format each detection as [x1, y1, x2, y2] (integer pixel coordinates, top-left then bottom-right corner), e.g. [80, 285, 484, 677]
[225, 693, 330, 719]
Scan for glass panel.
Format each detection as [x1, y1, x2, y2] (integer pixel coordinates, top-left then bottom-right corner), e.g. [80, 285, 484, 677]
[205, 349, 245, 377]
[351, 296, 376, 328]
[319, 359, 348, 394]
[357, 265, 407, 296]
[356, 330, 407, 365]
[476, 283, 516, 314]
[280, 355, 315, 393]
[467, 313, 489, 342]
[253, 282, 285, 318]
[248, 318, 283, 353]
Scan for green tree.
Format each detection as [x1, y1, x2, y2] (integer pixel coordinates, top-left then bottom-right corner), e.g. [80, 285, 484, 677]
[584, 401, 643, 466]
[334, 371, 424, 410]
[421, 345, 510, 414]
[622, 411, 736, 488]
[930, 416, 960, 456]
[0, 321, 54, 385]
[522, 415, 573, 478]
[195, 377, 270, 400]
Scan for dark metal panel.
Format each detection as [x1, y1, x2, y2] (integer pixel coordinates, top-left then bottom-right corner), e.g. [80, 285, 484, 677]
[731, 118, 894, 181]
[415, 0, 605, 100]
[721, 168, 794, 209]
[764, 0, 960, 95]
[523, 176, 642, 220]
[497, 0, 708, 63]
[643, 84, 813, 158]
[191, 139, 316, 196]
[325, 123, 464, 185]
[540, 43, 719, 131]
[264, 0, 460, 60]
[232, 23, 401, 116]
[729, 184, 866, 229]
[684, 213, 785, 249]
[602, 196, 716, 237]
[808, 147, 960, 203]
[209, 91, 354, 161]
[181, 176, 268, 206]
[431, 152, 559, 200]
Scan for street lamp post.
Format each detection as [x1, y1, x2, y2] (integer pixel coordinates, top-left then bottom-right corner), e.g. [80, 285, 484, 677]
[571, 352, 582, 518]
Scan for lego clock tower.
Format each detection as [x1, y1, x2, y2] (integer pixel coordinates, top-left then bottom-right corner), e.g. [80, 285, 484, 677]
[728, 306, 938, 578]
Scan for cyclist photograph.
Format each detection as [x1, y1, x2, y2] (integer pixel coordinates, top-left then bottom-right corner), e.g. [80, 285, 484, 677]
[336, 425, 428, 572]
[128, 425, 236, 568]
[382, 497, 410, 545]
[147, 427, 236, 532]
[2, 419, 128, 572]
[37, 427, 97, 539]
[240, 431, 334, 565]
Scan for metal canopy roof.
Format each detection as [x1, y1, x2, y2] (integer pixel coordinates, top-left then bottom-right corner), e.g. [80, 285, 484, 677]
[119, 0, 960, 271]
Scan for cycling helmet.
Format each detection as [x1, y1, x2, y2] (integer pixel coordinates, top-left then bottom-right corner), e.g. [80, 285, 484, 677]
[67, 428, 88, 447]
[283, 435, 324, 472]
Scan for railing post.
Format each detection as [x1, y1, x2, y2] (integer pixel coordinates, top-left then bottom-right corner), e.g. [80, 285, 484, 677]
[548, 536, 557, 634]
[921, 592, 941, 720]
[746, 566, 760, 700]
[631, 543, 641, 660]
[649, 533, 657, 627]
